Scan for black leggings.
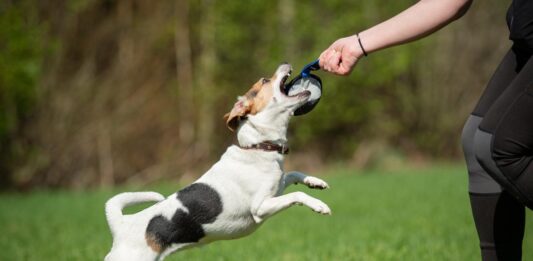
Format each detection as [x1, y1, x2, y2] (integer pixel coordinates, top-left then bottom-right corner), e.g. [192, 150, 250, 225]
[462, 44, 533, 260]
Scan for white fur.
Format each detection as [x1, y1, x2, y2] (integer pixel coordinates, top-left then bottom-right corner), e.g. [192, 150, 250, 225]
[104, 64, 331, 261]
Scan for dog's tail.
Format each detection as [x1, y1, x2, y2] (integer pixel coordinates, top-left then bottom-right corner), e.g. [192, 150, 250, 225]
[105, 192, 165, 233]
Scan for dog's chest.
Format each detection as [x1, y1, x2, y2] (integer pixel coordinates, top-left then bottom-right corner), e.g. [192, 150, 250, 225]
[206, 149, 284, 195]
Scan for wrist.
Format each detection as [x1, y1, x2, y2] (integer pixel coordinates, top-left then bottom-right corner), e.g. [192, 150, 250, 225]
[355, 33, 368, 57]
[347, 35, 365, 60]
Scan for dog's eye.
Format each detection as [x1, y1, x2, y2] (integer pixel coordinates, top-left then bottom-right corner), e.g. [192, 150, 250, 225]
[261, 78, 270, 84]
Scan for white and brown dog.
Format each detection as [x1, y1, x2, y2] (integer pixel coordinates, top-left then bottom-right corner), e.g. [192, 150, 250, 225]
[104, 63, 331, 261]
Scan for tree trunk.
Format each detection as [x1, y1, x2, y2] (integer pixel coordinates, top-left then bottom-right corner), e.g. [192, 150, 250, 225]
[279, 0, 295, 61]
[195, 0, 217, 158]
[174, 0, 195, 148]
[98, 120, 114, 187]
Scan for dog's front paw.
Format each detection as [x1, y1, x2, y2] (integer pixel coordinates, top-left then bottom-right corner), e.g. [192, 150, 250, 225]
[303, 176, 329, 190]
[308, 198, 332, 215]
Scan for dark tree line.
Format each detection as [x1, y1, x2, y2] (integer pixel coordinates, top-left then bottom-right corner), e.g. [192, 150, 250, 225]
[0, 0, 509, 189]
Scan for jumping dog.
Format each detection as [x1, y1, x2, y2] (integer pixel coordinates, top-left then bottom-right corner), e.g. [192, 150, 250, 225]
[104, 63, 331, 261]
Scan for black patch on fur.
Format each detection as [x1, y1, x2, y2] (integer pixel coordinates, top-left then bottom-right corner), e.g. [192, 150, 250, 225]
[145, 183, 223, 250]
[176, 183, 223, 223]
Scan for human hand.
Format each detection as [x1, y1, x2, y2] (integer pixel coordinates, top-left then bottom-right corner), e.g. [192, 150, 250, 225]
[319, 35, 364, 76]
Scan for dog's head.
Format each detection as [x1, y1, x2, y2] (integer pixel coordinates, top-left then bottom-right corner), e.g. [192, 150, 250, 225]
[224, 63, 311, 133]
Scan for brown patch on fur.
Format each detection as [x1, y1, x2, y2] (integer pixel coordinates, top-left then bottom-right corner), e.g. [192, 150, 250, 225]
[224, 78, 275, 131]
[145, 233, 164, 253]
[248, 80, 273, 114]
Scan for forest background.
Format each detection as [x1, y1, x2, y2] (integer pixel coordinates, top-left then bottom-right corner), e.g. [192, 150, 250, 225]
[0, 0, 510, 190]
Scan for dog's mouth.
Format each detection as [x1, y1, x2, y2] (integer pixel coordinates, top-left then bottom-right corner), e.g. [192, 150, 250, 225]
[281, 73, 311, 99]
[279, 71, 291, 95]
[281, 71, 310, 99]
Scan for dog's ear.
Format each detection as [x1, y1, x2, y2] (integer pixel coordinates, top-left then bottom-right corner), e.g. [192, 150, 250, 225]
[224, 96, 252, 131]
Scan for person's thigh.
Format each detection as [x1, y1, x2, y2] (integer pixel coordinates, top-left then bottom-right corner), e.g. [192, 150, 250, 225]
[471, 49, 521, 117]
[464, 49, 519, 194]
[476, 48, 533, 207]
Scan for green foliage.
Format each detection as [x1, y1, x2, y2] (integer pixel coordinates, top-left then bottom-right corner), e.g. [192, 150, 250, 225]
[0, 1, 45, 186]
[0, 0, 511, 188]
[1, 166, 533, 260]
[198, 0, 421, 157]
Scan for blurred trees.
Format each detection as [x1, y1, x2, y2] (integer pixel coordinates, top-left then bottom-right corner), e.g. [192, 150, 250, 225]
[0, 0, 510, 189]
[0, 0, 45, 188]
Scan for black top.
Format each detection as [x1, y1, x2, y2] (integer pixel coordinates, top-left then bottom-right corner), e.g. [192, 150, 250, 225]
[507, 0, 533, 52]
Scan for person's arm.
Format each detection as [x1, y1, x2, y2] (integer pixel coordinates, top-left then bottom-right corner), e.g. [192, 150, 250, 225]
[319, 0, 473, 75]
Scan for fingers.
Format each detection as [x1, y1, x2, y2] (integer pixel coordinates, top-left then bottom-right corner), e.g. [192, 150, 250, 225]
[319, 49, 341, 73]
[321, 53, 356, 75]
[319, 49, 334, 68]
[319, 36, 362, 76]
[325, 50, 341, 72]
[327, 51, 341, 72]
[337, 51, 359, 75]
[319, 49, 357, 75]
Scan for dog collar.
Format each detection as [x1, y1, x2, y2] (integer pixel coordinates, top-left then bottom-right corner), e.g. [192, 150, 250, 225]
[238, 142, 289, 155]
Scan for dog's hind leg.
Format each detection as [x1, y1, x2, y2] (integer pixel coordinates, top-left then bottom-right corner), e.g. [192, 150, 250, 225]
[252, 192, 331, 223]
[281, 171, 329, 191]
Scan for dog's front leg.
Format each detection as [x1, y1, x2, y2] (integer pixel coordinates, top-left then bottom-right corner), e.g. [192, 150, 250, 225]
[282, 171, 329, 190]
[252, 192, 331, 223]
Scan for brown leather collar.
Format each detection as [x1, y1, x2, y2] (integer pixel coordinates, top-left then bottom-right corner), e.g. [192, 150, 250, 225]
[238, 142, 289, 154]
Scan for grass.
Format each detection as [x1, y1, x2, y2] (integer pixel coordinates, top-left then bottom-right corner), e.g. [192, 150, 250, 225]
[1, 165, 532, 260]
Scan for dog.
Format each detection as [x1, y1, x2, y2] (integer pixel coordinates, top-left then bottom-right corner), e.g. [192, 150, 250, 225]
[104, 63, 331, 261]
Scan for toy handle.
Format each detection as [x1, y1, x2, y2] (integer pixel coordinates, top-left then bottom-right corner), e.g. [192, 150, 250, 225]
[300, 59, 320, 78]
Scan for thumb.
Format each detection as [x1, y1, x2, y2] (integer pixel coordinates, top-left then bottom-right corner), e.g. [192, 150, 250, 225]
[338, 52, 358, 75]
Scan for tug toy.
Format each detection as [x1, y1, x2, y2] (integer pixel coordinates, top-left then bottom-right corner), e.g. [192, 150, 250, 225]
[284, 59, 322, 115]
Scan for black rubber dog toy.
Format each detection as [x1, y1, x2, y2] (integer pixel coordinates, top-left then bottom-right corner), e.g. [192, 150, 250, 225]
[283, 59, 322, 115]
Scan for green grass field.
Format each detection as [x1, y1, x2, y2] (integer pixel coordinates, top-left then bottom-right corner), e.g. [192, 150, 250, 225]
[1, 165, 532, 260]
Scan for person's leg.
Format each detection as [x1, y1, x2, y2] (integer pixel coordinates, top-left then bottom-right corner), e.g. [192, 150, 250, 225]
[475, 46, 533, 209]
[461, 48, 526, 260]
[468, 191, 525, 260]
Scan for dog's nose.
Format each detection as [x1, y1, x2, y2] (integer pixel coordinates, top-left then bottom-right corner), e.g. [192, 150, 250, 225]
[281, 61, 289, 65]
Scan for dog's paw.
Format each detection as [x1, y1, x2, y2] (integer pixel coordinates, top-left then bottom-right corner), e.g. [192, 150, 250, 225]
[308, 199, 332, 215]
[303, 176, 329, 190]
